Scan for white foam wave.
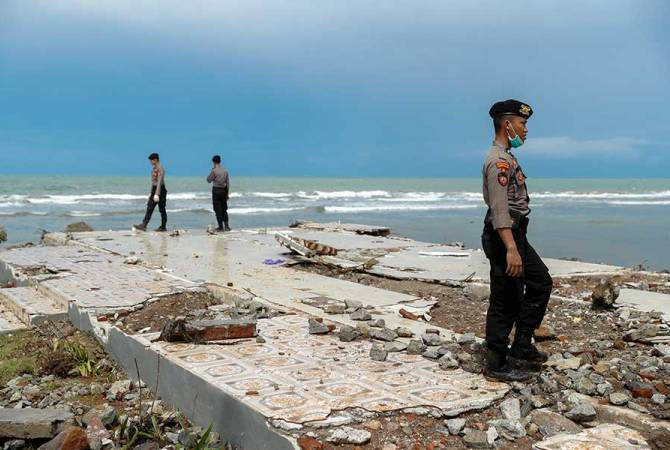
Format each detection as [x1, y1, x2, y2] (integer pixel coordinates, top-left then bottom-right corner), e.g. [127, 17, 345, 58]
[532, 190, 670, 200]
[229, 206, 303, 214]
[606, 200, 670, 206]
[66, 211, 102, 217]
[326, 204, 480, 213]
[298, 190, 392, 200]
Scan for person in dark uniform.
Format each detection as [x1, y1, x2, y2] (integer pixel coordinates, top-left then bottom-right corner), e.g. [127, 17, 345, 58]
[134, 152, 167, 232]
[206, 155, 231, 232]
[481, 100, 553, 381]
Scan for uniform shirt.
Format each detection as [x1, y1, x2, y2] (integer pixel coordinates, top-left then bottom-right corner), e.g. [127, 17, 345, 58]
[151, 164, 165, 188]
[207, 166, 230, 190]
[482, 142, 530, 229]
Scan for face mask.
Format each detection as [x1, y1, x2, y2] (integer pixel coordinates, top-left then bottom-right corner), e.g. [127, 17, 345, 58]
[506, 121, 524, 148]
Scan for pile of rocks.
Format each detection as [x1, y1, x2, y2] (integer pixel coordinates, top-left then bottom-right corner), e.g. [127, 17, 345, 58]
[0, 374, 236, 450]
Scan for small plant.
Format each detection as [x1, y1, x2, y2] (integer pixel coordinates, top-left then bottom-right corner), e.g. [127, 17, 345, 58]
[175, 414, 216, 450]
[64, 341, 96, 377]
[138, 415, 164, 441]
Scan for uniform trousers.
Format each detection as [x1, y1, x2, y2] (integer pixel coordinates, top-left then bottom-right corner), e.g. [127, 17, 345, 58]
[143, 185, 167, 228]
[212, 187, 229, 228]
[481, 216, 553, 354]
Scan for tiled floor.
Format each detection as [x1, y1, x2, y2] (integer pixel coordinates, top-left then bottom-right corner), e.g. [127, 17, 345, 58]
[148, 314, 509, 423]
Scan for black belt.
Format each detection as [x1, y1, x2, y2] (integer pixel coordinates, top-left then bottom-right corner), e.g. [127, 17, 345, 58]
[484, 209, 529, 232]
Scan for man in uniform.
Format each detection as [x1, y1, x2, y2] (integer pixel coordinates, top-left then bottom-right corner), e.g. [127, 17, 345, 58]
[481, 100, 553, 381]
[134, 152, 168, 232]
[206, 154, 231, 232]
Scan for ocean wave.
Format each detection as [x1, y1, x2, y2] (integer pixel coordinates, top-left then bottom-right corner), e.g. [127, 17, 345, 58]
[297, 190, 392, 200]
[606, 200, 670, 206]
[0, 211, 49, 217]
[228, 206, 304, 215]
[325, 204, 481, 213]
[532, 190, 670, 200]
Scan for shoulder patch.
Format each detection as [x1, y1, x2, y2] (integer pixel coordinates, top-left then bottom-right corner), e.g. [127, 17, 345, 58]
[495, 161, 510, 170]
[497, 172, 509, 187]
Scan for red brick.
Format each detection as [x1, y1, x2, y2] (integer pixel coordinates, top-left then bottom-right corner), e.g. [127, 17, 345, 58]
[298, 436, 323, 450]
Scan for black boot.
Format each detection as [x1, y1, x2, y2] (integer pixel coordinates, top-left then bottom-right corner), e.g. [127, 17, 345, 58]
[509, 329, 548, 369]
[134, 223, 147, 231]
[485, 350, 533, 382]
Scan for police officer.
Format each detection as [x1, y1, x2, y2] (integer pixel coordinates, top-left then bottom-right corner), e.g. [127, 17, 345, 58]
[481, 100, 553, 381]
[134, 152, 167, 232]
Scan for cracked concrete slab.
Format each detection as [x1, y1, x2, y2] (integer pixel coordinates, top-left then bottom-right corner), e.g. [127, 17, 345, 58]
[533, 423, 650, 450]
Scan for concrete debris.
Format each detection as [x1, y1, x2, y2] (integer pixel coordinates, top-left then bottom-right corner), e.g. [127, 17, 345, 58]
[324, 303, 346, 314]
[529, 409, 581, 438]
[158, 317, 257, 342]
[369, 327, 397, 342]
[123, 255, 139, 265]
[325, 427, 372, 444]
[0, 408, 74, 439]
[532, 423, 650, 450]
[444, 418, 466, 435]
[463, 428, 490, 448]
[564, 403, 597, 422]
[421, 333, 443, 346]
[406, 339, 426, 355]
[384, 341, 408, 352]
[499, 397, 521, 421]
[275, 232, 338, 256]
[370, 343, 388, 362]
[41, 233, 72, 247]
[489, 419, 526, 440]
[350, 308, 372, 321]
[395, 326, 414, 338]
[438, 353, 459, 370]
[591, 277, 620, 308]
[308, 318, 332, 335]
[65, 222, 94, 233]
[338, 325, 360, 342]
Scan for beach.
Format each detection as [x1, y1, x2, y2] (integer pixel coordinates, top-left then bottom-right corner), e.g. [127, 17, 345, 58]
[0, 176, 668, 270]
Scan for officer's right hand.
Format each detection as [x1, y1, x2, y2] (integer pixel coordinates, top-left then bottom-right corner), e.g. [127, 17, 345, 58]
[506, 248, 523, 277]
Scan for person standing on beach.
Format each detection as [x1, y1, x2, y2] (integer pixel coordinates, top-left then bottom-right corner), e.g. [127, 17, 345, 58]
[481, 100, 553, 382]
[207, 155, 230, 232]
[134, 152, 167, 232]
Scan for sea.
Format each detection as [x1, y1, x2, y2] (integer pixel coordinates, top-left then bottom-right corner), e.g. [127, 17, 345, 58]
[0, 176, 668, 271]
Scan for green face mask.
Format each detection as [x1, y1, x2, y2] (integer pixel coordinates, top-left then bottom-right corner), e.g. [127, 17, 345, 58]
[506, 122, 524, 148]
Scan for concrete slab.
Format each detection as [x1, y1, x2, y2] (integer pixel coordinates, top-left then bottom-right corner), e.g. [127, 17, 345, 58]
[533, 423, 650, 450]
[0, 306, 25, 335]
[0, 286, 67, 325]
[145, 314, 509, 422]
[617, 288, 670, 321]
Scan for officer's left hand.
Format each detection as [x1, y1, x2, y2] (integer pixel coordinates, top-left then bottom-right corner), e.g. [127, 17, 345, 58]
[153, 194, 159, 202]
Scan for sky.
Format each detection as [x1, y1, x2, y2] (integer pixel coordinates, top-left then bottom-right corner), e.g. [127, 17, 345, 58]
[0, 0, 668, 178]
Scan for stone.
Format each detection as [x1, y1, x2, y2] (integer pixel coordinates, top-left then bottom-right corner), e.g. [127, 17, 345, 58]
[384, 341, 408, 352]
[591, 277, 620, 308]
[486, 426, 498, 445]
[444, 418, 466, 435]
[438, 353, 459, 370]
[326, 427, 371, 445]
[369, 327, 397, 342]
[609, 392, 631, 406]
[464, 284, 490, 301]
[65, 222, 94, 233]
[37, 426, 88, 450]
[107, 380, 132, 401]
[421, 333, 443, 346]
[370, 344, 388, 362]
[297, 436, 323, 450]
[344, 299, 363, 310]
[534, 325, 557, 341]
[0, 408, 74, 439]
[99, 406, 116, 427]
[3, 440, 26, 450]
[500, 397, 521, 421]
[85, 416, 110, 450]
[489, 419, 526, 440]
[369, 319, 386, 328]
[532, 424, 649, 450]
[597, 381, 614, 396]
[338, 325, 360, 342]
[457, 332, 476, 345]
[356, 323, 370, 336]
[422, 347, 441, 359]
[627, 401, 649, 414]
[395, 327, 414, 338]
[308, 318, 331, 335]
[530, 409, 582, 438]
[463, 428, 490, 448]
[546, 357, 582, 371]
[575, 376, 597, 396]
[406, 339, 426, 355]
[629, 382, 655, 399]
[652, 393, 666, 405]
[324, 303, 346, 314]
[565, 403, 597, 422]
[350, 309, 371, 321]
[42, 233, 71, 246]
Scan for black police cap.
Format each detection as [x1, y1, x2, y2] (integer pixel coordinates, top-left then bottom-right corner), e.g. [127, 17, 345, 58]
[148, 152, 160, 160]
[489, 100, 533, 119]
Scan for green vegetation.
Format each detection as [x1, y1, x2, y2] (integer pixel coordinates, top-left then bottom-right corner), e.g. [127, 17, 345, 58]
[0, 330, 37, 384]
